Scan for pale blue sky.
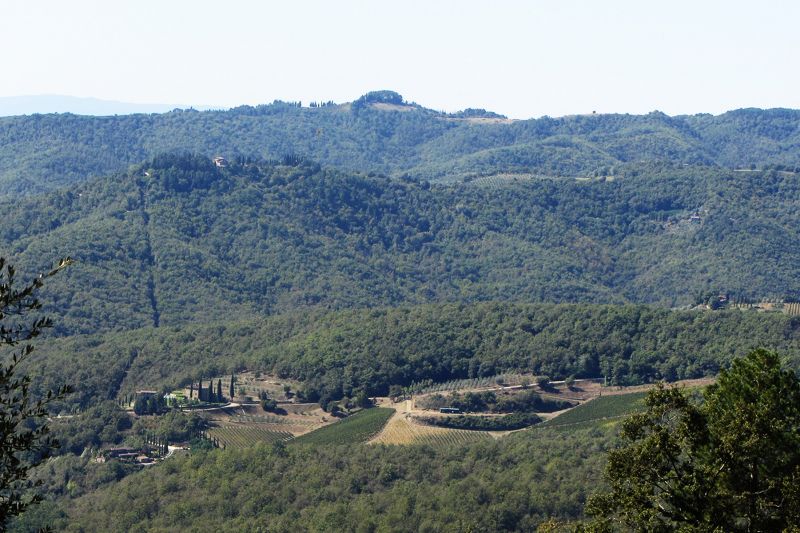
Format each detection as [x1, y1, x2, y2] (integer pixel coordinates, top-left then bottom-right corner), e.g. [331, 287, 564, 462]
[2, 0, 798, 118]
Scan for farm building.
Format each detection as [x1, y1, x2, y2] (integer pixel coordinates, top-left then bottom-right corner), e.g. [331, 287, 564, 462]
[135, 390, 158, 401]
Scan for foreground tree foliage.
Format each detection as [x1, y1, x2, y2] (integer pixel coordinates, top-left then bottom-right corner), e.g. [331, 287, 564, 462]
[0, 257, 71, 524]
[585, 349, 800, 531]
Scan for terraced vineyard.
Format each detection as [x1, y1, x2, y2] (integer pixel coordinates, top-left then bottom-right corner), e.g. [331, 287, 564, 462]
[371, 415, 493, 446]
[291, 408, 395, 446]
[537, 392, 648, 430]
[411, 373, 532, 395]
[227, 414, 316, 426]
[209, 425, 294, 449]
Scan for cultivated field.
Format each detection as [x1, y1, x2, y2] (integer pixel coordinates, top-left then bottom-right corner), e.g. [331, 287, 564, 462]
[291, 407, 395, 446]
[537, 392, 648, 430]
[209, 425, 294, 449]
[371, 414, 493, 446]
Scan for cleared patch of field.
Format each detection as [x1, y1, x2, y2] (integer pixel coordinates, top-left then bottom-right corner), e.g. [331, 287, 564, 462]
[443, 116, 515, 124]
[230, 372, 303, 401]
[467, 174, 539, 188]
[371, 414, 492, 446]
[371, 103, 414, 112]
[207, 402, 332, 442]
[467, 173, 604, 188]
[209, 425, 293, 449]
[291, 407, 395, 446]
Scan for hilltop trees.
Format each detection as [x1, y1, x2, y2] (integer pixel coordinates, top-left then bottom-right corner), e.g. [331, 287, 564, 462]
[0, 257, 72, 524]
[352, 90, 404, 109]
[586, 349, 800, 531]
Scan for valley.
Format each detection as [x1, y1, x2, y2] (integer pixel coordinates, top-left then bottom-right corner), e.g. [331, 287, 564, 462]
[2, 103, 800, 532]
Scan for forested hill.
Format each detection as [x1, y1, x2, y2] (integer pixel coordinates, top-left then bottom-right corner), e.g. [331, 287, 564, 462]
[2, 154, 799, 336]
[2, 90, 800, 196]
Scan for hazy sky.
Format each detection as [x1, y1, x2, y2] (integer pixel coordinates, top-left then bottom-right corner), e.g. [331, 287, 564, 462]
[3, 0, 798, 118]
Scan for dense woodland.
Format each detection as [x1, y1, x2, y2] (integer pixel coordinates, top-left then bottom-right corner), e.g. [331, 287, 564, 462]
[25, 303, 800, 412]
[2, 155, 800, 340]
[12, 426, 612, 532]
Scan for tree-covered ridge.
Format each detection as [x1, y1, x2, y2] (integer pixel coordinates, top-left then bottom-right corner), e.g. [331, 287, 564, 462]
[24, 303, 800, 411]
[2, 95, 800, 195]
[2, 156, 800, 336]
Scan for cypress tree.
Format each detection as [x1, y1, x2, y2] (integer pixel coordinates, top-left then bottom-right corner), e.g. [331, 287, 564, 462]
[208, 381, 214, 403]
[189, 383, 194, 399]
[229, 373, 235, 399]
[199, 377, 204, 402]
[217, 379, 223, 402]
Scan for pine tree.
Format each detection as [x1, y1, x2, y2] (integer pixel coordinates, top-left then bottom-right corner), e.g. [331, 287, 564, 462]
[586, 350, 800, 530]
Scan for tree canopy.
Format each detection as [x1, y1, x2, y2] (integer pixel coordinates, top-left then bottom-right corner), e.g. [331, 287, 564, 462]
[0, 257, 71, 524]
[585, 349, 800, 531]
[3, 156, 800, 338]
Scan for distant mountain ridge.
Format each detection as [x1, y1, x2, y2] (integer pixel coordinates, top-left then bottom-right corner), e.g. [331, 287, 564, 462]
[0, 94, 222, 117]
[1, 91, 799, 196]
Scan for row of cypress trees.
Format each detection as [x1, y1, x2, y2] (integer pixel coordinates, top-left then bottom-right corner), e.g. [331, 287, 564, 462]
[188, 373, 237, 403]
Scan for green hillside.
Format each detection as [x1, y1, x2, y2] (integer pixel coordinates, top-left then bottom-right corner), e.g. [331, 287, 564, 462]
[2, 155, 800, 337]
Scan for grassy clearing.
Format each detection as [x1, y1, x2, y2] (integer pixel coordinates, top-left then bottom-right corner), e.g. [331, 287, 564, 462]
[209, 425, 294, 449]
[538, 392, 647, 430]
[292, 408, 395, 446]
